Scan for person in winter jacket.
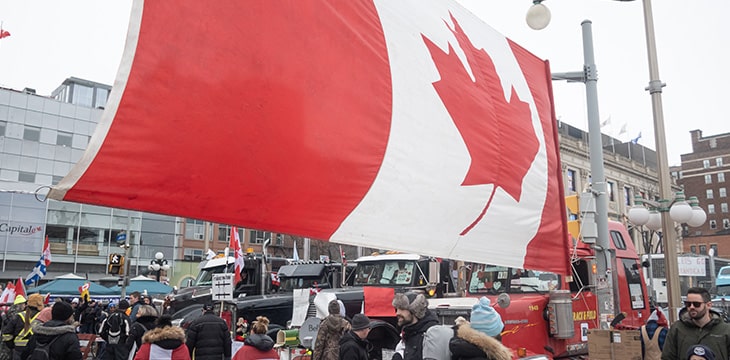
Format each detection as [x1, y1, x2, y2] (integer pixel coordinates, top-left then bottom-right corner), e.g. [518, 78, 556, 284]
[449, 297, 511, 360]
[339, 314, 371, 360]
[662, 287, 730, 360]
[6, 293, 43, 359]
[100, 300, 132, 360]
[186, 302, 232, 360]
[21, 300, 83, 360]
[79, 299, 101, 334]
[126, 305, 158, 357]
[133, 315, 190, 360]
[641, 308, 669, 360]
[232, 316, 278, 360]
[687, 344, 716, 360]
[391, 292, 439, 360]
[313, 300, 350, 360]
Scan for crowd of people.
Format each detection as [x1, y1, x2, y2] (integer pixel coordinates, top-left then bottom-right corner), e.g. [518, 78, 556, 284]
[2, 286, 728, 360]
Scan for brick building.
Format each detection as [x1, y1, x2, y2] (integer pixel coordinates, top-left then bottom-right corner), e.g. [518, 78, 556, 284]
[677, 130, 730, 257]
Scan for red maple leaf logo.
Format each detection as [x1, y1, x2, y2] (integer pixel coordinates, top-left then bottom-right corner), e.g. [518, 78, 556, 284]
[423, 14, 539, 235]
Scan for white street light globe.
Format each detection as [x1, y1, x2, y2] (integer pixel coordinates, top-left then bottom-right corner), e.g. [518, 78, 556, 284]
[669, 201, 693, 223]
[526, 3, 551, 30]
[155, 252, 164, 260]
[162, 264, 171, 271]
[687, 207, 707, 227]
[645, 210, 662, 231]
[628, 205, 650, 226]
[151, 263, 161, 271]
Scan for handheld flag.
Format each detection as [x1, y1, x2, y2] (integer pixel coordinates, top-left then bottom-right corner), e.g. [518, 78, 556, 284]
[293, 240, 300, 262]
[78, 282, 90, 302]
[229, 226, 244, 284]
[25, 235, 52, 285]
[0, 281, 15, 304]
[15, 277, 26, 301]
[0, 29, 10, 39]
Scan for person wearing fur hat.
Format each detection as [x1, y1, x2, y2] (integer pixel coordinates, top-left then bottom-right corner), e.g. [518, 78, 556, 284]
[391, 292, 439, 360]
[132, 315, 190, 360]
[313, 300, 351, 360]
[3, 293, 44, 359]
[21, 300, 83, 360]
[339, 313, 372, 360]
[232, 316, 278, 360]
[641, 308, 668, 360]
[449, 297, 512, 360]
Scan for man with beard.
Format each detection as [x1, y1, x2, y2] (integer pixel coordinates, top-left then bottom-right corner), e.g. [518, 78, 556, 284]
[661, 287, 730, 360]
[391, 292, 439, 360]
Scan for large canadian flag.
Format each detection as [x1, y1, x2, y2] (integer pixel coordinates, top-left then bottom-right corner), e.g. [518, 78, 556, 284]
[49, 1, 570, 274]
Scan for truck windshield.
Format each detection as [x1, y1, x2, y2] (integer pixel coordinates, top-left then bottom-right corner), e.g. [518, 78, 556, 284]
[192, 264, 232, 286]
[467, 264, 560, 294]
[278, 277, 323, 291]
[354, 261, 417, 286]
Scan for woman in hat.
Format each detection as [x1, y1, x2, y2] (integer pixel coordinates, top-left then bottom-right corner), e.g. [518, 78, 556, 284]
[133, 315, 190, 360]
[232, 316, 278, 360]
[449, 297, 512, 360]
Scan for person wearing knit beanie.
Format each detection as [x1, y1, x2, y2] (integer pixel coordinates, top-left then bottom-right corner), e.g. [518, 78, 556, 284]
[52, 301, 75, 322]
[470, 297, 503, 338]
[313, 300, 350, 360]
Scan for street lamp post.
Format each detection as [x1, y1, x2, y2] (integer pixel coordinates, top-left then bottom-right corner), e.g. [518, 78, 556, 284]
[148, 252, 170, 282]
[526, 0, 698, 324]
[629, 194, 707, 319]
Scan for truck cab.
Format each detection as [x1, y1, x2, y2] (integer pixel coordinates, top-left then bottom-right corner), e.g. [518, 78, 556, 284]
[352, 253, 455, 297]
[169, 253, 287, 312]
[430, 220, 650, 359]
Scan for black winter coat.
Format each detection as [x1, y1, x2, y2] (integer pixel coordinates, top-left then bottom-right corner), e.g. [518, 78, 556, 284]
[339, 331, 371, 360]
[126, 315, 157, 352]
[398, 310, 439, 360]
[185, 311, 232, 360]
[21, 319, 83, 360]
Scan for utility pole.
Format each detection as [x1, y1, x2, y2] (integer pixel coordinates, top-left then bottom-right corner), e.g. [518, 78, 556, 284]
[552, 20, 615, 329]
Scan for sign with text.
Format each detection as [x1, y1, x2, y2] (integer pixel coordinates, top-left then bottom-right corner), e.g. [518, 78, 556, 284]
[212, 273, 234, 301]
[678, 256, 706, 277]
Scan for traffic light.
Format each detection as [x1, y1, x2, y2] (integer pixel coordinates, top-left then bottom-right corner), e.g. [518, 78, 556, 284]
[564, 193, 598, 244]
[108, 253, 125, 275]
[565, 195, 581, 241]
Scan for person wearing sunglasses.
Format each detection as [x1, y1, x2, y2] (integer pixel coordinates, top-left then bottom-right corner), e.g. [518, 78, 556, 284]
[661, 287, 730, 360]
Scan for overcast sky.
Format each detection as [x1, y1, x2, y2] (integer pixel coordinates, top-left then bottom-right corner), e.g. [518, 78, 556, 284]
[0, 1, 726, 166]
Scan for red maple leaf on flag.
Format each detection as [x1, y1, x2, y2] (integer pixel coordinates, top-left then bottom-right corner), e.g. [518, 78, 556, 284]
[423, 14, 539, 235]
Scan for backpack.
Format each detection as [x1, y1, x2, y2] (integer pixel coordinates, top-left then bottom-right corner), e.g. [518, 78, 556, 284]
[102, 312, 127, 344]
[29, 336, 61, 360]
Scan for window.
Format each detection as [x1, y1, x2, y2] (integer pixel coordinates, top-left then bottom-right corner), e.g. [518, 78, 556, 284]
[0, 120, 6, 136]
[700, 245, 707, 255]
[712, 244, 719, 255]
[218, 225, 244, 243]
[624, 187, 632, 206]
[608, 181, 615, 202]
[705, 175, 713, 184]
[184, 219, 206, 240]
[724, 219, 730, 229]
[621, 258, 646, 310]
[722, 203, 728, 213]
[708, 189, 714, 199]
[250, 230, 270, 244]
[720, 172, 726, 182]
[94, 88, 109, 108]
[720, 188, 727, 198]
[610, 230, 627, 250]
[56, 131, 73, 147]
[18, 171, 35, 183]
[52, 176, 64, 185]
[710, 220, 717, 230]
[23, 126, 40, 141]
[709, 204, 716, 214]
[704, 160, 711, 169]
[567, 169, 576, 192]
[717, 158, 724, 167]
[183, 248, 203, 262]
[72, 84, 93, 107]
[690, 245, 697, 254]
